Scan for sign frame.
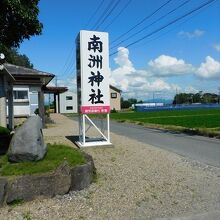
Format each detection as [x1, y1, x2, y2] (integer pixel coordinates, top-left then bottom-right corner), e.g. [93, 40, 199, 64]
[76, 30, 112, 147]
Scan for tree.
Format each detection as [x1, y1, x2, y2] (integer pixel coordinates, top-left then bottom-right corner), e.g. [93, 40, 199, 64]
[202, 93, 218, 103]
[0, 45, 33, 68]
[137, 100, 143, 104]
[0, 0, 43, 48]
[128, 98, 137, 104]
[121, 100, 131, 109]
[192, 92, 201, 103]
[121, 98, 143, 109]
[173, 92, 218, 104]
[173, 93, 191, 104]
[0, 0, 42, 68]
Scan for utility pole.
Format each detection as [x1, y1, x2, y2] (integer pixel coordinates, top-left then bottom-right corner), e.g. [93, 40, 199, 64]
[0, 53, 6, 127]
[218, 87, 220, 104]
[48, 93, 51, 111]
[175, 88, 178, 105]
[55, 76, 58, 87]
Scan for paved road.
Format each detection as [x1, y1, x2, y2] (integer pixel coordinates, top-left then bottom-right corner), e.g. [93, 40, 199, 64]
[107, 120, 220, 168]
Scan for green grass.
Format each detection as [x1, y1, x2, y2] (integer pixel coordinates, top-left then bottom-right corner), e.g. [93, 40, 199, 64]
[111, 108, 220, 138]
[110, 109, 220, 129]
[64, 109, 220, 137]
[0, 144, 86, 176]
[0, 126, 10, 135]
[137, 114, 220, 128]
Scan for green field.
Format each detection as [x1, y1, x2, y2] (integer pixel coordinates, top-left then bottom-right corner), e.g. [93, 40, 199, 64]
[110, 109, 220, 130]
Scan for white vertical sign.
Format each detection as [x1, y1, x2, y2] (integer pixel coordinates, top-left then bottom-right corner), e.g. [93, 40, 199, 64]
[78, 30, 110, 114]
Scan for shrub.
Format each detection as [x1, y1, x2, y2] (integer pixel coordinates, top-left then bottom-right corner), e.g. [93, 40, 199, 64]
[0, 126, 11, 155]
[34, 107, 50, 117]
[0, 126, 10, 135]
[111, 108, 117, 113]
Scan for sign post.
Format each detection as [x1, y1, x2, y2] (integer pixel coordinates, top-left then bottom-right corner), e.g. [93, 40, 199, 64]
[76, 30, 112, 147]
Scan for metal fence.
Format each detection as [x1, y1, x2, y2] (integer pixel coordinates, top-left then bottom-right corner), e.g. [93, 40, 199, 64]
[135, 104, 220, 112]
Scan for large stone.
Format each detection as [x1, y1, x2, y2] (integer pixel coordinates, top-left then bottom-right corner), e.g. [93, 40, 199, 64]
[0, 178, 7, 206]
[8, 115, 47, 162]
[1, 153, 96, 204]
[6, 162, 71, 203]
[70, 153, 96, 191]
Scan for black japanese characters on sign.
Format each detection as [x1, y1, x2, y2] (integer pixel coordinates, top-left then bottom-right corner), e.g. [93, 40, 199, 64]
[88, 55, 103, 69]
[88, 35, 104, 104]
[88, 89, 104, 104]
[88, 71, 104, 87]
[88, 35, 103, 53]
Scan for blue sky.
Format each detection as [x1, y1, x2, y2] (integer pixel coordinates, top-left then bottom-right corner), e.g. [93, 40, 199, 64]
[19, 0, 220, 100]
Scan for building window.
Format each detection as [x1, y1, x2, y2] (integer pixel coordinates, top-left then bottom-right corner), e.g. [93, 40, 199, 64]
[66, 106, 73, 110]
[111, 93, 117, 99]
[66, 96, 73, 100]
[13, 90, 28, 100]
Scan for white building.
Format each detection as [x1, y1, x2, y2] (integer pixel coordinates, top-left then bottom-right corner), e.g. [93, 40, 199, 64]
[12, 85, 40, 117]
[58, 85, 121, 114]
[3, 63, 59, 127]
[110, 85, 121, 111]
[59, 91, 77, 113]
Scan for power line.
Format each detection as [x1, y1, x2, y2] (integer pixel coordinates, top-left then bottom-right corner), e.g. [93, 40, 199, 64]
[110, 0, 217, 56]
[61, 1, 113, 80]
[62, 55, 75, 77]
[55, 75, 58, 87]
[91, 0, 117, 30]
[103, 0, 133, 31]
[58, 51, 75, 80]
[110, 0, 191, 50]
[111, 0, 173, 44]
[59, 70, 76, 79]
[95, 0, 122, 30]
[85, 0, 105, 29]
[64, 65, 76, 78]
[59, 44, 74, 76]
[128, 2, 212, 51]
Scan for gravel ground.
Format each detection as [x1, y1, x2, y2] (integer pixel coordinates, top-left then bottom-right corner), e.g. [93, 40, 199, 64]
[0, 114, 220, 220]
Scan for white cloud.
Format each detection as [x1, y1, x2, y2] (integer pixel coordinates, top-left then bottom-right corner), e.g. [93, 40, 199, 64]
[178, 29, 205, 39]
[148, 55, 194, 77]
[114, 47, 134, 69]
[196, 56, 220, 79]
[110, 47, 136, 92]
[214, 44, 220, 52]
[184, 86, 198, 94]
[54, 47, 219, 101]
[146, 79, 171, 91]
[110, 48, 178, 100]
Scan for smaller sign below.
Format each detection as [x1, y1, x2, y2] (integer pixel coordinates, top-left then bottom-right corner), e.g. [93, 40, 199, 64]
[81, 106, 110, 114]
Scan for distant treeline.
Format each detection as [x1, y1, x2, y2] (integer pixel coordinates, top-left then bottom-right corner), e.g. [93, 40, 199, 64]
[121, 98, 143, 109]
[173, 92, 219, 104]
[121, 92, 220, 109]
